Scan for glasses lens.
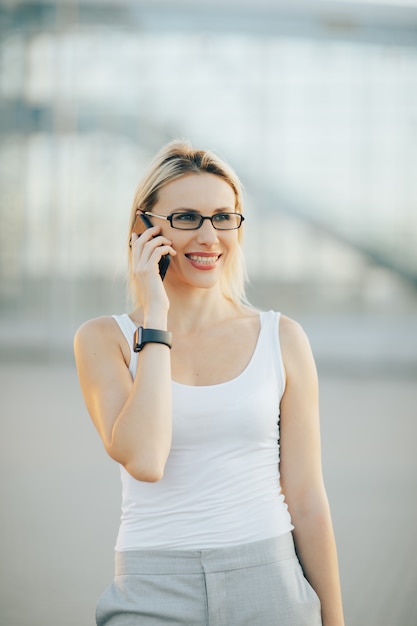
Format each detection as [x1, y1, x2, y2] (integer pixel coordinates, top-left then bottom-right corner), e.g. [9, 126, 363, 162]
[170, 212, 243, 230]
[212, 213, 242, 230]
[171, 213, 202, 229]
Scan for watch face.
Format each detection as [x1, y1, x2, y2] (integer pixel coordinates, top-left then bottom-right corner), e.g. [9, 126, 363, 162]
[138, 326, 144, 345]
[133, 327, 144, 352]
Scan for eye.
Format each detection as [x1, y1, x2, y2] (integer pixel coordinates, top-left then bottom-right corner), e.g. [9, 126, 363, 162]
[172, 212, 201, 228]
[174, 213, 200, 223]
[212, 213, 232, 223]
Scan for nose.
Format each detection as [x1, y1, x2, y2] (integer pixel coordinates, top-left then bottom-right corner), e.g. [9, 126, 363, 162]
[195, 217, 219, 244]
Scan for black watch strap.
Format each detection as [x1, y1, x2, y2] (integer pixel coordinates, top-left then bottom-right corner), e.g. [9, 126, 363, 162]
[133, 327, 172, 353]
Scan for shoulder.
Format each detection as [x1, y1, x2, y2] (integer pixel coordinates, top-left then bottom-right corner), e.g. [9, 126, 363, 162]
[278, 314, 310, 350]
[74, 315, 127, 361]
[74, 315, 118, 346]
[278, 314, 317, 380]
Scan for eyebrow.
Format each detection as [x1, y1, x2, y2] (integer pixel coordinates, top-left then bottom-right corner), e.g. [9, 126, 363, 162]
[172, 207, 235, 213]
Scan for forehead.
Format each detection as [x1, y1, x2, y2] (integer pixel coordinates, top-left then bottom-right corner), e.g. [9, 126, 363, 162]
[156, 173, 236, 211]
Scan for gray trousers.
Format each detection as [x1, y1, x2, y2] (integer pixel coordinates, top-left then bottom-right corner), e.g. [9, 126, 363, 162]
[96, 533, 322, 626]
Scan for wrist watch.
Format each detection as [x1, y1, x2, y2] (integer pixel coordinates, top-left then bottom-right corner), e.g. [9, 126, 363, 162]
[133, 327, 172, 353]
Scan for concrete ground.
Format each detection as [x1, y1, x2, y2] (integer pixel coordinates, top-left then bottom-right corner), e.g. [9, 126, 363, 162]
[0, 332, 416, 625]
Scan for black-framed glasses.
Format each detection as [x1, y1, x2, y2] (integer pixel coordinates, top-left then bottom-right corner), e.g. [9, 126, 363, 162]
[142, 211, 244, 231]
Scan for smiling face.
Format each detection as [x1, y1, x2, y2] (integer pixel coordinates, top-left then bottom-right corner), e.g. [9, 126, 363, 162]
[151, 172, 240, 292]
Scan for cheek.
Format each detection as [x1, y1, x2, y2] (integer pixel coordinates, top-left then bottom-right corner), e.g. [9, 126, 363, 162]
[170, 232, 193, 254]
[223, 237, 243, 275]
[223, 233, 239, 257]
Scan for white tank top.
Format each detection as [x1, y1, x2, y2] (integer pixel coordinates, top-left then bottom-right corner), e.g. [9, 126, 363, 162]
[113, 310, 293, 551]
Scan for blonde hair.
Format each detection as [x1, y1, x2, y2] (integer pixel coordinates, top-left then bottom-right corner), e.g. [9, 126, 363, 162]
[128, 140, 248, 307]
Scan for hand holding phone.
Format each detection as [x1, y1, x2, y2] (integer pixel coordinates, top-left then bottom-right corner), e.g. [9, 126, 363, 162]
[132, 213, 171, 281]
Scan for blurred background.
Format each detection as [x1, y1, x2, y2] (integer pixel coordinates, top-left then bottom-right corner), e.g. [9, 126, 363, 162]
[1, 1, 416, 625]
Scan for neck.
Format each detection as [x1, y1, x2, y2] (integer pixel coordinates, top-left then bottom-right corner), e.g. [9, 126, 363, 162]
[165, 284, 240, 333]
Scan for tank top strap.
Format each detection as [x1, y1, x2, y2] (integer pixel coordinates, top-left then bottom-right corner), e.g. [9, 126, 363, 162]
[259, 310, 286, 392]
[112, 314, 138, 378]
[111, 310, 285, 387]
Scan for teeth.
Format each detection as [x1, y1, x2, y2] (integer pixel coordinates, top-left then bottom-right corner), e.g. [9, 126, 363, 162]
[188, 255, 219, 264]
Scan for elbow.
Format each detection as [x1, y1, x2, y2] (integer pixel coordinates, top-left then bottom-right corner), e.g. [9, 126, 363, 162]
[105, 442, 166, 482]
[289, 495, 332, 531]
[125, 462, 165, 483]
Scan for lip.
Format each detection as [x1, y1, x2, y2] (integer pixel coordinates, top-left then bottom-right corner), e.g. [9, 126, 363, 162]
[185, 252, 222, 270]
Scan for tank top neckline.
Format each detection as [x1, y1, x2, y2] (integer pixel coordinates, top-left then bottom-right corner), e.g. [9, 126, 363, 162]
[121, 311, 273, 390]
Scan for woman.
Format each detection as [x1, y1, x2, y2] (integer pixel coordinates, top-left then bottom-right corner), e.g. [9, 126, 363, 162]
[74, 140, 345, 626]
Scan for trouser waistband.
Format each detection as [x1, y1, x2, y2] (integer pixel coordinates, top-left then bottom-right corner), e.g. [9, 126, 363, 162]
[115, 533, 296, 576]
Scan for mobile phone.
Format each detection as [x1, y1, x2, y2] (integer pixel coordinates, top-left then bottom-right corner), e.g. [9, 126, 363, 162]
[132, 213, 170, 281]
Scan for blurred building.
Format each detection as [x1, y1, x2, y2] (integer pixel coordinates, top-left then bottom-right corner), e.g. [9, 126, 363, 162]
[1, 0, 417, 336]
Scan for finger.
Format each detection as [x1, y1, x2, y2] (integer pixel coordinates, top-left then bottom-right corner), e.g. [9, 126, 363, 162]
[130, 229, 158, 254]
[135, 235, 175, 258]
[137, 225, 161, 241]
[149, 245, 176, 267]
[131, 242, 176, 276]
[130, 225, 160, 247]
[129, 232, 139, 248]
[154, 244, 176, 258]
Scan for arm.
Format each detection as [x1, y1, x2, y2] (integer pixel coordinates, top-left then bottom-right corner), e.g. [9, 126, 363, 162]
[74, 225, 176, 482]
[74, 315, 172, 482]
[279, 316, 345, 626]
